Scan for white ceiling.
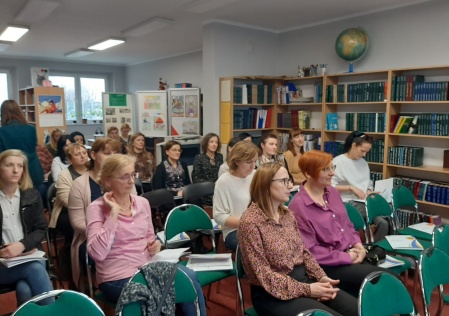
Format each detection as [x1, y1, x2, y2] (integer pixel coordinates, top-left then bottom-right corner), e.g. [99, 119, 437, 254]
[0, 0, 431, 66]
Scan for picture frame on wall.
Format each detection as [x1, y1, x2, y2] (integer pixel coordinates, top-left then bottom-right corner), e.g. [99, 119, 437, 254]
[135, 90, 168, 137]
[168, 88, 201, 136]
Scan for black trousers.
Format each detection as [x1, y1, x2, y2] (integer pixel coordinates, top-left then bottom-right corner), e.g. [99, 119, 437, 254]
[251, 265, 358, 316]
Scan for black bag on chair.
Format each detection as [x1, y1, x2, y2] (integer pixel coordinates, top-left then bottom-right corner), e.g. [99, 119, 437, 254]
[364, 245, 386, 266]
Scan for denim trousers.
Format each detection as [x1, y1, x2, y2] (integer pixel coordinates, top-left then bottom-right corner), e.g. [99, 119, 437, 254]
[0, 260, 54, 306]
[99, 264, 207, 316]
[225, 230, 238, 252]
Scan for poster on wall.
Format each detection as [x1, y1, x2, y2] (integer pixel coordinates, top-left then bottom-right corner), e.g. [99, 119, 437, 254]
[135, 91, 168, 137]
[38, 94, 64, 127]
[168, 88, 200, 136]
[102, 92, 134, 136]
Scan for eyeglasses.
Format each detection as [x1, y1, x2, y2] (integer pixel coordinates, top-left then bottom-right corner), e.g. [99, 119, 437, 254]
[271, 178, 293, 187]
[322, 165, 337, 173]
[112, 172, 137, 182]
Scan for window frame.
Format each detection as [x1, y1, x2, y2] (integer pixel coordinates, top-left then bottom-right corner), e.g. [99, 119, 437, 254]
[0, 68, 11, 101]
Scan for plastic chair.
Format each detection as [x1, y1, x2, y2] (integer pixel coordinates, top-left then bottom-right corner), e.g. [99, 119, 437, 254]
[419, 247, 449, 316]
[182, 182, 215, 207]
[120, 263, 198, 316]
[142, 189, 176, 232]
[164, 204, 236, 287]
[12, 289, 104, 316]
[364, 193, 395, 244]
[358, 271, 418, 316]
[236, 246, 258, 316]
[392, 185, 431, 241]
[432, 223, 449, 255]
[297, 309, 333, 316]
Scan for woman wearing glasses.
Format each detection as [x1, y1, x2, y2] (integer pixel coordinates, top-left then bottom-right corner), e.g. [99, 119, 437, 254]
[153, 140, 191, 197]
[289, 150, 388, 295]
[332, 131, 389, 242]
[238, 163, 357, 316]
[213, 141, 259, 251]
[283, 128, 306, 185]
[86, 155, 206, 315]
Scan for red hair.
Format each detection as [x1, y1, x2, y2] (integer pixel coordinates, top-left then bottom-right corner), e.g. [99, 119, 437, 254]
[298, 150, 332, 180]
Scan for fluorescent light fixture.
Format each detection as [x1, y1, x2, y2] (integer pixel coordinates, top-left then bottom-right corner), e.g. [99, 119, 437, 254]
[15, 0, 60, 23]
[88, 38, 125, 51]
[184, 0, 240, 14]
[0, 41, 12, 52]
[0, 25, 29, 42]
[122, 17, 174, 37]
[64, 49, 95, 58]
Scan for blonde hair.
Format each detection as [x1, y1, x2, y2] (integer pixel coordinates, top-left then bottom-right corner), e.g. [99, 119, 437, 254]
[121, 123, 131, 131]
[0, 149, 34, 190]
[64, 143, 87, 161]
[228, 141, 259, 172]
[99, 154, 135, 191]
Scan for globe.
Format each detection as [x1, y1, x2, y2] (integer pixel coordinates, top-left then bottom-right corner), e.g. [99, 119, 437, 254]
[335, 27, 368, 63]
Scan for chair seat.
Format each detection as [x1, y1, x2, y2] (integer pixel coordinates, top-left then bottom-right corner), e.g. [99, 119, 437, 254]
[387, 256, 412, 275]
[94, 291, 116, 308]
[178, 260, 236, 286]
[398, 227, 432, 241]
[245, 306, 259, 316]
[375, 239, 432, 260]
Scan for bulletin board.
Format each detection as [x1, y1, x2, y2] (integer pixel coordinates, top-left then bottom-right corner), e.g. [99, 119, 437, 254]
[102, 92, 134, 135]
[135, 90, 168, 137]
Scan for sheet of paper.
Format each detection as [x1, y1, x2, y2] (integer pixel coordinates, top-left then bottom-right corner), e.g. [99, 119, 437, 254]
[186, 253, 233, 271]
[0, 250, 47, 268]
[149, 247, 190, 263]
[408, 222, 435, 235]
[385, 235, 423, 250]
[379, 255, 405, 268]
[374, 178, 394, 202]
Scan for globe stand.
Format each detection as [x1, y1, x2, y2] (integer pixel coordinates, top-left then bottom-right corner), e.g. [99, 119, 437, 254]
[349, 62, 354, 73]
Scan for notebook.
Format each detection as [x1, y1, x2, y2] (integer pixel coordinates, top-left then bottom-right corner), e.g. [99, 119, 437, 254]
[385, 235, 423, 250]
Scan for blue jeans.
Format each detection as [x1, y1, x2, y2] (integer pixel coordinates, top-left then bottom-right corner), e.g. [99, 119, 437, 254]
[99, 264, 206, 316]
[0, 260, 54, 306]
[225, 230, 238, 252]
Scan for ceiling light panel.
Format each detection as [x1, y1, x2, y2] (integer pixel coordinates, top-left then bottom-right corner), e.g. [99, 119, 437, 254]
[15, 0, 60, 23]
[64, 49, 95, 58]
[0, 26, 29, 42]
[88, 38, 125, 51]
[122, 17, 174, 37]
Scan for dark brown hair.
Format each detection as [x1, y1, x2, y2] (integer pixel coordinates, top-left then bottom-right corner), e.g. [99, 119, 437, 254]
[286, 128, 305, 156]
[1, 100, 27, 125]
[201, 133, 221, 154]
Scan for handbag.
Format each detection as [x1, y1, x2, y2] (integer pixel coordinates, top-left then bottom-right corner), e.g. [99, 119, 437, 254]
[363, 245, 386, 266]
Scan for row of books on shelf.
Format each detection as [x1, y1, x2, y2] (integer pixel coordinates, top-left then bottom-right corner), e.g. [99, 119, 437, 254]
[395, 209, 442, 230]
[393, 176, 449, 206]
[391, 114, 449, 136]
[233, 108, 273, 129]
[345, 112, 386, 133]
[387, 146, 424, 167]
[233, 84, 273, 104]
[277, 110, 311, 129]
[370, 171, 383, 184]
[326, 82, 387, 103]
[276, 83, 317, 104]
[391, 74, 449, 101]
[325, 113, 338, 130]
[322, 139, 384, 163]
[322, 141, 344, 157]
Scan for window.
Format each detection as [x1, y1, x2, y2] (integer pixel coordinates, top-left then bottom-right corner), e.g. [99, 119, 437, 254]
[0, 72, 9, 101]
[49, 73, 107, 123]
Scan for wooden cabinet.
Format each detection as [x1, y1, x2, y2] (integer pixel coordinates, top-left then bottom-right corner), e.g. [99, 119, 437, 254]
[220, 66, 449, 218]
[19, 86, 66, 145]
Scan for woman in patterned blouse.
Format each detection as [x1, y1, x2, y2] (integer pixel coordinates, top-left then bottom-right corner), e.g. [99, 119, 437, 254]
[152, 140, 191, 196]
[238, 163, 357, 316]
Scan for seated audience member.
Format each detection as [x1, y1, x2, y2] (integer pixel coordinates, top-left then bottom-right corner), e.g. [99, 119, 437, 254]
[239, 163, 357, 316]
[46, 128, 62, 158]
[238, 132, 252, 142]
[213, 141, 258, 251]
[49, 144, 88, 281]
[68, 138, 122, 291]
[0, 149, 54, 306]
[120, 123, 131, 146]
[69, 131, 86, 145]
[86, 155, 206, 315]
[51, 134, 72, 183]
[283, 128, 306, 185]
[289, 150, 390, 294]
[152, 140, 191, 197]
[108, 126, 127, 154]
[332, 131, 389, 242]
[36, 144, 54, 206]
[127, 132, 155, 182]
[218, 137, 239, 177]
[191, 133, 223, 205]
[256, 133, 288, 171]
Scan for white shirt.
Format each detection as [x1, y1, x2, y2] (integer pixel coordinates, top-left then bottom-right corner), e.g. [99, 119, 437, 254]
[0, 188, 24, 244]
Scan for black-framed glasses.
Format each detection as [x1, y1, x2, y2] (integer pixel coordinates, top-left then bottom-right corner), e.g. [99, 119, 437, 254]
[271, 178, 293, 187]
[112, 172, 137, 182]
[322, 165, 337, 173]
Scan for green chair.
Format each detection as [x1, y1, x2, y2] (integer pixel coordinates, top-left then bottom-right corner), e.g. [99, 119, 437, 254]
[285, 194, 293, 207]
[358, 271, 418, 316]
[419, 247, 449, 316]
[12, 290, 104, 316]
[120, 264, 198, 316]
[432, 223, 449, 255]
[364, 193, 395, 244]
[392, 185, 432, 241]
[236, 246, 258, 316]
[164, 204, 236, 287]
[297, 309, 333, 316]
[345, 202, 411, 276]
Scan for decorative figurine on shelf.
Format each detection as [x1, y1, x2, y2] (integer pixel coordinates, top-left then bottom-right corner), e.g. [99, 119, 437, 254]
[297, 65, 304, 77]
[310, 64, 318, 76]
[158, 78, 168, 90]
[303, 66, 311, 77]
[320, 64, 328, 75]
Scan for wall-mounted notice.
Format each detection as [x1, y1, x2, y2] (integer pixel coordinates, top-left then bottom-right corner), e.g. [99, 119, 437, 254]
[168, 88, 200, 136]
[135, 90, 168, 137]
[102, 92, 134, 135]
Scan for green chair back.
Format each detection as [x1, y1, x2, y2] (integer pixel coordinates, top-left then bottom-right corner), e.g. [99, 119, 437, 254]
[284, 194, 293, 207]
[419, 247, 449, 315]
[297, 309, 333, 316]
[121, 265, 198, 316]
[164, 204, 214, 248]
[235, 246, 258, 316]
[345, 202, 366, 231]
[433, 224, 449, 256]
[358, 271, 416, 316]
[12, 290, 104, 316]
[392, 185, 418, 210]
[365, 193, 393, 223]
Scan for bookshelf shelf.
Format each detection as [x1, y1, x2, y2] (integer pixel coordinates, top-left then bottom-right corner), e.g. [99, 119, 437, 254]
[233, 103, 275, 107]
[388, 133, 449, 139]
[418, 200, 449, 209]
[386, 164, 449, 174]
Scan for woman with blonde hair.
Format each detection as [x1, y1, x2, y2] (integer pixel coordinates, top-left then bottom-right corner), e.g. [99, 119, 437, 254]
[239, 163, 357, 316]
[46, 128, 62, 157]
[283, 128, 306, 185]
[213, 140, 259, 251]
[0, 149, 53, 306]
[68, 138, 122, 290]
[120, 123, 131, 145]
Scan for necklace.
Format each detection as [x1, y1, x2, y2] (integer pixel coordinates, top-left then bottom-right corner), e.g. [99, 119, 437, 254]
[118, 197, 132, 214]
